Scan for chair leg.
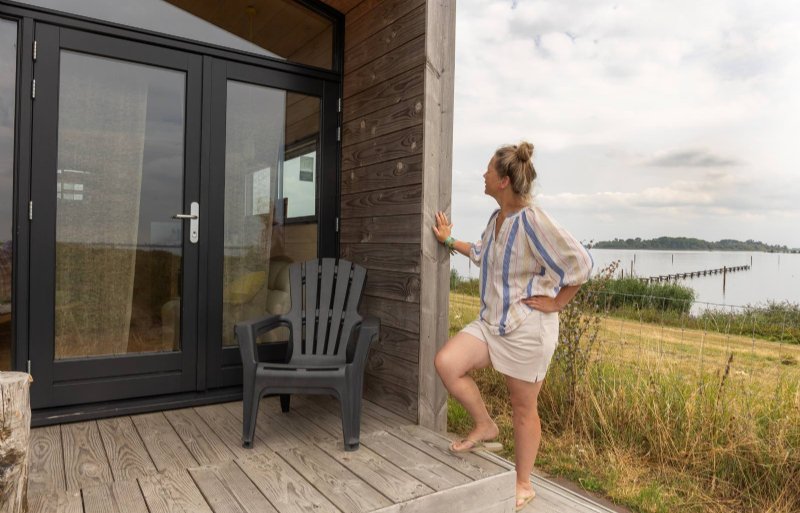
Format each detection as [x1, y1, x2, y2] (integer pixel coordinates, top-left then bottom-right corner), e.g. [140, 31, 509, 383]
[242, 386, 261, 448]
[340, 386, 363, 451]
[280, 394, 291, 413]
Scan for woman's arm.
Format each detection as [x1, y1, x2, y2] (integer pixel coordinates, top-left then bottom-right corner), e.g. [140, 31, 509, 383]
[432, 211, 472, 257]
[522, 284, 581, 313]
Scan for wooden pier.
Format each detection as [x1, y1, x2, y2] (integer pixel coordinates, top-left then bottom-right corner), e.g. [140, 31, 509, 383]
[639, 265, 750, 283]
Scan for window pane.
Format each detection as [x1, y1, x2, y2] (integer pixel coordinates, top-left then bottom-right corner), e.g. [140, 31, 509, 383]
[0, 19, 17, 371]
[24, 0, 334, 70]
[222, 84, 319, 347]
[55, 51, 186, 359]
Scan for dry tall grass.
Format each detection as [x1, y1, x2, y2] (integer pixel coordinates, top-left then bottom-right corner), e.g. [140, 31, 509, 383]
[448, 288, 800, 513]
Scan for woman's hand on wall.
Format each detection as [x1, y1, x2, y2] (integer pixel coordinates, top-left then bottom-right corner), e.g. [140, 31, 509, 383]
[432, 211, 453, 243]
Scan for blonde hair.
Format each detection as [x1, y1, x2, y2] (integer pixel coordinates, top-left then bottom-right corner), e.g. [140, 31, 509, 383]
[492, 141, 536, 200]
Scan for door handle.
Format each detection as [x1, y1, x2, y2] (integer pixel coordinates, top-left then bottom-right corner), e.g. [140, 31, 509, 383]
[173, 202, 199, 243]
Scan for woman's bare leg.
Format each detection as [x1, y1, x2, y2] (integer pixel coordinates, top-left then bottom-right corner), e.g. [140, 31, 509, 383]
[434, 332, 498, 447]
[506, 375, 544, 505]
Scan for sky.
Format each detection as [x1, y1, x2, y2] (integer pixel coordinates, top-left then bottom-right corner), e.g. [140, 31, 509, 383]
[450, 0, 800, 277]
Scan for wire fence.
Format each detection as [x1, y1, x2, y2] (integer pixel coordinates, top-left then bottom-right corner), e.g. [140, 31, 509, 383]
[450, 289, 800, 386]
[591, 292, 800, 379]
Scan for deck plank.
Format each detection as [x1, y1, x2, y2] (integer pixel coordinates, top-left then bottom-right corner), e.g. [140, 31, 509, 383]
[263, 407, 337, 444]
[188, 466, 251, 513]
[138, 468, 212, 513]
[189, 461, 279, 513]
[361, 430, 471, 491]
[222, 400, 305, 452]
[277, 444, 392, 512]
[164, 408, 236, 465]
[390, 425, 507, 481]
[97, 416, 157, 481]
[193, 404, 262, 460]
[26, 489, 83, 513]
[308, 396, 393, 434]
[61, 421, 114, 491]
[131, 412, 197, 472]
[236, 452, 341, 513]
[317, 437, 434, 503]
[29, 425, 66, 494]
[82, 480, 149, 513]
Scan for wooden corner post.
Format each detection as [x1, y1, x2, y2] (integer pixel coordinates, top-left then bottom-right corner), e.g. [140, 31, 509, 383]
[418, 0, 456, 432]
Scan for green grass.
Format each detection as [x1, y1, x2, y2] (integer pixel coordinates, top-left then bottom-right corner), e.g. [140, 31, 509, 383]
[446, 290, 800, 513]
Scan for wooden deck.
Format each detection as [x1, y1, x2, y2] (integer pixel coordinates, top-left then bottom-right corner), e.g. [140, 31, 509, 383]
[26, 395, 618, 513]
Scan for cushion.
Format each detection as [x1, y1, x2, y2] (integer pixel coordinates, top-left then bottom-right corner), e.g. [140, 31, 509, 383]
[224, 271, 267, 305]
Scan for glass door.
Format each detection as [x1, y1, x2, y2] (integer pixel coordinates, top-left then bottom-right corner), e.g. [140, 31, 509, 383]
[28, 24, 202, 408]
[205, 58, 338, 388]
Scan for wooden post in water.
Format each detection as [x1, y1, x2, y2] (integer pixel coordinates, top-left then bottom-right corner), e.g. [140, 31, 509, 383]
[0, 372, 33, 513]
[630, 259, 634, 277]
[723, 266, 727, 294]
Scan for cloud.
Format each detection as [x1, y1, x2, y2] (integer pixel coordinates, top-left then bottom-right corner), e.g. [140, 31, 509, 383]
[645, 149, 740, 168]
[450, 0, 800, 275]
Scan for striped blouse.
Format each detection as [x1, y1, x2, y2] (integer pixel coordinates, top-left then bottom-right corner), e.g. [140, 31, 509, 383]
[468, 205, 593, 336]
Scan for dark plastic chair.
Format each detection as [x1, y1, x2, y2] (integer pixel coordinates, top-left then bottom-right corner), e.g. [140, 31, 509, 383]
[235, 258, 379, 451]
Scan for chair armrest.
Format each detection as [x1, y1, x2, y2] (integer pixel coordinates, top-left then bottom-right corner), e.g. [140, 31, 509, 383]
[235, 314, 292, 366]
[349, 315, 380, 368]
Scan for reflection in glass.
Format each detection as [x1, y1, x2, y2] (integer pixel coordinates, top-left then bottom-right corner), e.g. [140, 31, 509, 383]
[0, 19, 16, 371]
[222, 85, 321, 347]
[55, 51, 185, 359]
[23, 0, 334, 70]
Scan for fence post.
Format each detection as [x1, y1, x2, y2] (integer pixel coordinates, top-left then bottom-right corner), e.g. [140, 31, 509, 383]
[0, 372, 33, 513]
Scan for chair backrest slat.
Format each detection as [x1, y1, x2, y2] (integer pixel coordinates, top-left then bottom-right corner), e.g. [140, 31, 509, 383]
[325, 260, 352, 356]
[302, 260, 319, 356]
[316, 258, 336, 355]
[287, 258, 365, 366]
[335, 265, 365, 357]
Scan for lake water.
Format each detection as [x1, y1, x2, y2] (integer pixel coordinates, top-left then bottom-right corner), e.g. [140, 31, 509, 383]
[453, 249, 800, 308]
[590, 249, 800, 308]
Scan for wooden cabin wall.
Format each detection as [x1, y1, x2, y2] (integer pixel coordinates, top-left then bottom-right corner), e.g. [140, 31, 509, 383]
[331, 0, 454, 429]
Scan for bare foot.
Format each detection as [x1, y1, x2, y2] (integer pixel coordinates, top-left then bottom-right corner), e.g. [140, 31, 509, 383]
[450, 420, 499, 452]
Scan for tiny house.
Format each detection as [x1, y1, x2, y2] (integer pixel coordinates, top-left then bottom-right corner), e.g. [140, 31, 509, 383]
[0, 0, 453, 430]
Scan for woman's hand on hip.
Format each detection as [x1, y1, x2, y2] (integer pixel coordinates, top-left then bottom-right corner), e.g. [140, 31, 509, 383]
[432, 211, 453, 243]
[522, 295, 560, 313]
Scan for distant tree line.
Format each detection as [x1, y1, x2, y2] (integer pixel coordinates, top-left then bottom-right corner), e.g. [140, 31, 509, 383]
[591, 237, 799, 253]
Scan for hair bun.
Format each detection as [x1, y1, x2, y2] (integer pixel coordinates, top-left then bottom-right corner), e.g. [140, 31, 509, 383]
[516, 141, 534, 162]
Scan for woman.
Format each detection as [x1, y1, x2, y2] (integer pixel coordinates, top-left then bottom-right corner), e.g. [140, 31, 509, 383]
[433, 141, 592, 510]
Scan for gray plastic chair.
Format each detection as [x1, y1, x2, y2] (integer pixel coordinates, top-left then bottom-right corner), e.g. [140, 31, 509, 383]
[235, 258, 379, 451]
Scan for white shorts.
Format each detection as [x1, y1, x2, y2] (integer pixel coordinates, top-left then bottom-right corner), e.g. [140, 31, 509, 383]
[461, 310, 559, 383]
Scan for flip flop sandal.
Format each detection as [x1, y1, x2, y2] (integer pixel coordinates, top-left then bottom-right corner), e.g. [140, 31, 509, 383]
[515, 489, 536, 511]
[448, 438, 503, 453]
